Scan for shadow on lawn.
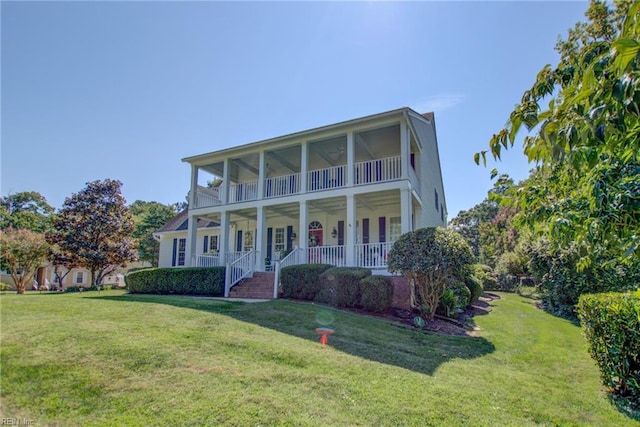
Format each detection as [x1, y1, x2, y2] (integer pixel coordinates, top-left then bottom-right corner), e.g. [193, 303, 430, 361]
[89, 294, 495, 376]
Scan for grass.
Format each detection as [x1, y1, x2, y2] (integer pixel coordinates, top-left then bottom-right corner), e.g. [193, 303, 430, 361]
[1, 290, 637, 426]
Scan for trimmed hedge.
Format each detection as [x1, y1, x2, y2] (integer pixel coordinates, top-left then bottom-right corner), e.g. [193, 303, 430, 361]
[317, 267, 371, 308]
[360, 275, 393, 313]
[577, 290, 640, 410]
[126, 267, 225, 296]
[280, 264, 333, 300]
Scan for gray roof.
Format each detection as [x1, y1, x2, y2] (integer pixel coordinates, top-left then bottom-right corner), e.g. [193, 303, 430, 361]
[156, 210, 219, 233]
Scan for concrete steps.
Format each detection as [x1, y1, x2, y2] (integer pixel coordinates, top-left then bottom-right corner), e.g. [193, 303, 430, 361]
[229, 272, 275, 299]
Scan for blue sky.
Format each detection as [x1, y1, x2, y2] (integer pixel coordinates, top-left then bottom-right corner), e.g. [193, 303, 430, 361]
[2, 1, 588, 218]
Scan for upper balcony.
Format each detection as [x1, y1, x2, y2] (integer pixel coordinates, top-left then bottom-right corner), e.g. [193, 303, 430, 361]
[187, 116, 425, 210]
[193, 155, 405, 209]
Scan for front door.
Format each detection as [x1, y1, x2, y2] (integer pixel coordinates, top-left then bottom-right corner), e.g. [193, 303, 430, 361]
[308, 221, 323, 263]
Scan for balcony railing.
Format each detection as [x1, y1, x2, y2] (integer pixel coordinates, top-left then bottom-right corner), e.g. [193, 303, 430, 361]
[195, 186, 222, 208]
[264, 173, 300, 198]
[192, 156, 404, 209]
[228, 181, 258, 204]
[354, 156, 401, 185]
[308, 165, 346, 192]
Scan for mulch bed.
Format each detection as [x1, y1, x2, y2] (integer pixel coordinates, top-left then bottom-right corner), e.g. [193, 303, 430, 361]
[387, 293, 501, 336]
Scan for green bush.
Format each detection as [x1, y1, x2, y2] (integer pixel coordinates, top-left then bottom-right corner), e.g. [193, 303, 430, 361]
[471, 264, 498, 292]
[494, 274, 521, 293]
[0, 282, 13, 291]
[280, 264, 333, 300]
[437, 289, 458, 318]
[527, 239, 640, 318]
[359, 275, 393, 313]
[465, 274, 484, 303]
[447, 278, 471, 310]
[387, 227, 475, 320]
[65, 286, 88, 293]
[577, 291, 640, 411]
[125, 267, 225, 296]
[317, 267, 371, 308]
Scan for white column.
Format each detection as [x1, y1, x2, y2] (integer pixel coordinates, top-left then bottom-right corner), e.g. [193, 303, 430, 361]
[219, 211, 229, 265]
[190, 165, 199, 207]
[345, 194, 356, 266]
[257, 151, 265, 199]
[186, 212, 198, 267]
[300, 142, 308, 193]
[221, 159, 229, 204]
[255, 206, 266, 270]
[400, 188, 413, 233]
[346, 131, 354, 186]
[298, 200, 308, 264]
[400, 121, 409, 180]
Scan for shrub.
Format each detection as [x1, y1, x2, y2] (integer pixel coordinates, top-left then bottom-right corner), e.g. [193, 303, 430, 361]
[65, 286, 87, 293]
[494, 274, 521, 293]
[125, 267, 225, 296]
[280, 264, 333, 300]
[359, 275, 393, 313]
[527, 239, 640, 318]
[464, 274, 484, 304]
[317, 267, 371, 308]
[446, 278, 471, 310]
[0, 282, 13, 291]
[577, 291, 640, 411]
[437, 289, 458, 318]
[387, 228, 475, 320]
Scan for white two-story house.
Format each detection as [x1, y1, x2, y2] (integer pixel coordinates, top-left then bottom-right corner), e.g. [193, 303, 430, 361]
[155, 107, 447, 297]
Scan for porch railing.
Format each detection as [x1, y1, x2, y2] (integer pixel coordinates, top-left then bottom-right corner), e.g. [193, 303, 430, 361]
[354, 155, 401, 185]
[264, 173, 301, 198]
[354, 242, 392, 268]
[224, 250, 256, 297]
[307, 165, 346, 192]
[307, 245, 347, 267]
[196, 254, 220, 267]
[228, 181, 258, 204]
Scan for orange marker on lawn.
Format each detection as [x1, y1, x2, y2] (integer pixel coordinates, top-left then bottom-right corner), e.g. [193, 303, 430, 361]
[315, 327, 334, 345]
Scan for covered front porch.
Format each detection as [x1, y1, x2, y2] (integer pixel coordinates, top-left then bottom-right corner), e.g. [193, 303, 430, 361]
[185, 188, 420, 296]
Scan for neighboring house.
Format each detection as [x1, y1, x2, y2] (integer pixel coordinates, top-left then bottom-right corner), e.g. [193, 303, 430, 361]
[157, 107, 447, 295]
[1, 262, 149, 290]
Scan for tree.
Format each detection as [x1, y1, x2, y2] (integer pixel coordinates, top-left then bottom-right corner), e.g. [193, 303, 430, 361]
[0, 191, 54, 232]
[448, 198, 498, 260]
[387, 228, 475, 320]
[48, 243, 80, 289]
[476, 0, 639, 267]
[0, 228, 49, 294]
[130, 200, 177, 267]
[46, 179, 138, 286]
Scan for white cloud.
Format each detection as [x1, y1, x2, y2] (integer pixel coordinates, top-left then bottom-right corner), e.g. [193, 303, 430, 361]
[411, 93, 466, 113]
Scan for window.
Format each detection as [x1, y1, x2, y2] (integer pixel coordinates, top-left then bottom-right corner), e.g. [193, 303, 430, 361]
[244, 230, 254, 251]
[389, 217, 402, 242]
[75, 272, 84, 284]
[440, 204, 444, 222]
[208, 235, 218, 253]
[434, 189, 439, 211]
[177, 238, 186, 266]
[274, 227, 285, 253]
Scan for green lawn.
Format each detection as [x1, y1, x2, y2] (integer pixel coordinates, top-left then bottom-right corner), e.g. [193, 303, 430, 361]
[1, 290, 636, 426]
